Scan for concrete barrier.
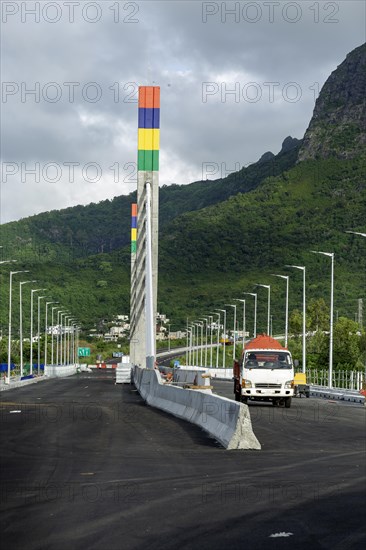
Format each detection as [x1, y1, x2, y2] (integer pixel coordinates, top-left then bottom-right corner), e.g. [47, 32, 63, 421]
[44, 365, 77, 378]
[0, 376, 48, 391]
[310, 386, 365, 404]
[116, 363, 132, 384]
[133, 366, 261, 450]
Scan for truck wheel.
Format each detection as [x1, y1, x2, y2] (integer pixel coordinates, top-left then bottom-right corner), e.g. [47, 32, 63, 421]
[241, 397, 248, 404]
[305, 391, 310, 398]
[285, 397, 292, 408]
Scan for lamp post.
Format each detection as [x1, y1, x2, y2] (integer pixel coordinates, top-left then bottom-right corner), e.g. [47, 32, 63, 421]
[272, 274, 289, 347]
[167, 323, 171, 352]
[199, 322, 204, 366]
[59, 312, 68, 364]
[194, 322, 201, 366]
[311, 251, 334, 388]
[210, 312, 221, 369]
[7, 270, 29, 383]
[200, 317, 209, 367]
[256, 284, 271, 335]
[243, 292, 257, 338]
[234, 299, 246, 350]
[225, 304, 237, 360]
[45, 301, 58, 367]
[56, 310, 66, 364]
[186, 324, 192, 365]
[185, 320, 189, 366]
[217, 309, 227, 369]
[287, 265, 306, 373]
[37, 295, 46, 375]
[64, 316, 72, 365]
[51, 306, 59, 365]
[30, 288, 45, 375]
[66, 318, 74, 365]
[345, 231, 366, 237]
[19, 280, 36, 377]
[208, 315, 213, 367]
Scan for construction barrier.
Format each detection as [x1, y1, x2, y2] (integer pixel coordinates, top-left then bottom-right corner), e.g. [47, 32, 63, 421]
[133, 366, 261, 450]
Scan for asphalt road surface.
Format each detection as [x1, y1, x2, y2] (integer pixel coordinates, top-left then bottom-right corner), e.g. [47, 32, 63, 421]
[1, 371, 365, 550]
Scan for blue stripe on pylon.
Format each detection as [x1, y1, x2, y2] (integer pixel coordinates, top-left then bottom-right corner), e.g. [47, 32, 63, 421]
[138, 108, 160, 129]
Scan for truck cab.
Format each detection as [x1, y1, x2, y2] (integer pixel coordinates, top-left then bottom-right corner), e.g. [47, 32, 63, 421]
[233, 335, 294, 408]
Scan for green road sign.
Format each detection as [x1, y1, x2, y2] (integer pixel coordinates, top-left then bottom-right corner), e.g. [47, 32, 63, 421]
[78, 347, 91, 357]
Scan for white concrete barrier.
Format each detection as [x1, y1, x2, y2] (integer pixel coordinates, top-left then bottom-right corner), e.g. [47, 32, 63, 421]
[133, 366, 261, 450]
[310, 385, 365, 404]
[170, 367, 212, 390]
[176, 365, 232, 380]
[116, 363, 132, 384]
[0, 376, 48, 391]
[44, 365, 77, 378]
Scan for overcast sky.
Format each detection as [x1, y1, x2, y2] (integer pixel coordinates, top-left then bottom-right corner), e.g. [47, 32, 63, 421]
[1, 0, 365, 223]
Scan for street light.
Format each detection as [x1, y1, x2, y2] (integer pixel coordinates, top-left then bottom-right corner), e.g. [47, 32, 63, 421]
[345, 230, 366, 237]
[186, 323, 193, 365]
[216, 309, 227, 369]
[256, 284, 271, 335]
[167, 323, 171, 352]
[19, 280, 36, 377]
[311, 251, 335, 388]
[225, 304, 237, 360]
[210, 312, 221, 369]
[30, 288, 46, 375]
[243, 292, 257, 338]
[208, 315, 213, 367]
[64, 315, 72, 365]
[51, 306, 59, 365]
[37, 295, 46, 375]
[271, 274, 290, 347]
[56, 310, 66, 364]
[286, 265, 306, 373]
[66, 317, 74, 365]
[200, 317, 209, 367]
[59, 312, 69, 364]
[194, 322, 202, 366]
[7, 270, 29, 383]
[45, 301, 58, 367]
[234, 299, 246, 350]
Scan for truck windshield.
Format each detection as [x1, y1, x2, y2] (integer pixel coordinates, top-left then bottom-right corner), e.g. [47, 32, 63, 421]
[244, 352, 292, 369]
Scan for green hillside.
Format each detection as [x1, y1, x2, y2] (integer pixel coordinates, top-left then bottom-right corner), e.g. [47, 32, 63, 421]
[0, 139, 300, 262]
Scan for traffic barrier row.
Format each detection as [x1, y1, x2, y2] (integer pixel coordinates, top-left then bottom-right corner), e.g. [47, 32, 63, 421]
[310, 386, 365, 404]
[44, 365, 78, 378]
[133, 366, 261, 450]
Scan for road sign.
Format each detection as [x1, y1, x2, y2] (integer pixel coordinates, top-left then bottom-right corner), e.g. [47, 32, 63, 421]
[78, 347, 90, 357]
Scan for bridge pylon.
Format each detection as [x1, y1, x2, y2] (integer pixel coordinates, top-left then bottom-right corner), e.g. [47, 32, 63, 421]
[130, 86, 160, 368]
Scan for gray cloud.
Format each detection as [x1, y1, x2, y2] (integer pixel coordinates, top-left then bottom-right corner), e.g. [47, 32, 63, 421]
[1, 0, 365, 222]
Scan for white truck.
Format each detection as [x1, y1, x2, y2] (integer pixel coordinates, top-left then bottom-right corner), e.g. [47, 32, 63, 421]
[233, 334, 294, 408]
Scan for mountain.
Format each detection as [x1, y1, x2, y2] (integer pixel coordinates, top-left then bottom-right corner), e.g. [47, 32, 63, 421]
[0, 137, 300, 263]
[0, 44, 365, 332]
[298, 42, 366, 161]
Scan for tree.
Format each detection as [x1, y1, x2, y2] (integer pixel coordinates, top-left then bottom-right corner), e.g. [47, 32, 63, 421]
[333, 317, 362, 369]
[289, 309, 303, 337]
[307, 298, 330, 332]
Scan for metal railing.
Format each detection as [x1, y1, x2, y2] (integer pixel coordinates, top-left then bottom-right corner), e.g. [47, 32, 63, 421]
[306, 369, 365, 391]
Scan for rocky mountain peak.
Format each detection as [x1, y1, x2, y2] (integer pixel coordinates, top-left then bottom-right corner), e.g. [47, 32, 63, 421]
[298, 42, 366, 162]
